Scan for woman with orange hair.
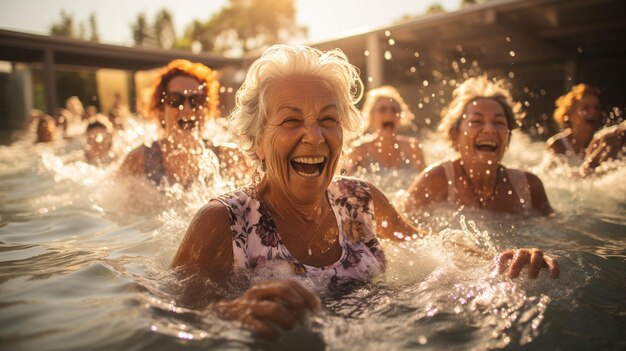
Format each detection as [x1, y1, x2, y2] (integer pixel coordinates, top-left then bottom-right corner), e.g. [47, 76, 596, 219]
[546, 84, 603, 165]
[119, 59, 247, 187]
[547, 84, 624, 171]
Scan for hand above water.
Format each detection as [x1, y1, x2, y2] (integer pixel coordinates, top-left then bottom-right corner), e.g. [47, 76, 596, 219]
[495, 248, 560, 279]
[214, 279, 321, 340]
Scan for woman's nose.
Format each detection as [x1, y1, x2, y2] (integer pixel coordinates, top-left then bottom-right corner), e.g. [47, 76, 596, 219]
[302, 123, 325, 145]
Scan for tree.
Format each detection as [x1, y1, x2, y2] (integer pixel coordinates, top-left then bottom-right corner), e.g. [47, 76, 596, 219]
[89, 13, 100, 42]
[131, 13, 153, 47]
[50, 10, 75, 38]
[426, 3, 445, 14]
[154, 9, 176, 49]
[179, 0, 307, 56]
[49, 10, 100, 42]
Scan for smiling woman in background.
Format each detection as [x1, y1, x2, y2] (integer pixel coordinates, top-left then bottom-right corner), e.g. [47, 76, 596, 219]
[118, 59, 248, 187]
[405, 76, 552, 216]
[345, 86, 424, 190]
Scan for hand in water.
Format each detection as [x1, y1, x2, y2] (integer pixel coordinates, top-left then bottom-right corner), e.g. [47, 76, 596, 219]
[214, 279, 321, 340]
[495, 248, 560, 279]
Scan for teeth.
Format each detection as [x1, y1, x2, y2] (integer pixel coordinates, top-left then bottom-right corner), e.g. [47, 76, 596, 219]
[292, 156, 325, 164]
[296, 169, 321, 177]
[476, 141, 497, 147]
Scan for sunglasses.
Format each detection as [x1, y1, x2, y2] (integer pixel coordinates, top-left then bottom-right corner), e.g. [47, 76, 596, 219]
[163, 92, 208, 109]
[376, 105, 400, 114]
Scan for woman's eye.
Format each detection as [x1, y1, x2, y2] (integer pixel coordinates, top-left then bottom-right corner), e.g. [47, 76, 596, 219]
[320, 116, 339, 125]
[281, 118, 301, 126]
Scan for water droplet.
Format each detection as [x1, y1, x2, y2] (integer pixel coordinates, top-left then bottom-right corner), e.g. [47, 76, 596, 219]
[414, 52, 420, 58]
[508, 190, 513, 195]
[508, 71, 515, 78]
[364, 50, 370, 57]
[423, 80, 429, 87]
[509, 50, 516, 57]
[506, 36, 511, 42]
[388, 38, 395, 46]
[385, 31, 391, 37]
[425, 193, 429, 198]
[368, 76, 373, 82]
[410, 66, 416, 73]
[384, 51, 392, 60]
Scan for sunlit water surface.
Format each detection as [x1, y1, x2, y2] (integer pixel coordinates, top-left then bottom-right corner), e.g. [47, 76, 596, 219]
[1, 125, 624, 351]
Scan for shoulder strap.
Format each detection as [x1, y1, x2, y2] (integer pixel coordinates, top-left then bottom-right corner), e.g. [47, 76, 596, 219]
[143, 141, 167, 185]
[505, 168, 532, 210]
[441, 161, 456, 203]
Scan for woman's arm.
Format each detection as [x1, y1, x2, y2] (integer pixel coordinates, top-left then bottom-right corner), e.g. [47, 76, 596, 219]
[404, 165, 449, 214]
[171, 201, 320, 340]
[370, 181, 426, 241]
[371, 181, 560, 279]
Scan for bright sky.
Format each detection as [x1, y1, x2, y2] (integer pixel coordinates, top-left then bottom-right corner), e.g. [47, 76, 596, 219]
[0, 0, 460, 46]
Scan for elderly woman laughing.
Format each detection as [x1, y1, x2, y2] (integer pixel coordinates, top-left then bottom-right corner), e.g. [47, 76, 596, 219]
[171, 46, 559, 340]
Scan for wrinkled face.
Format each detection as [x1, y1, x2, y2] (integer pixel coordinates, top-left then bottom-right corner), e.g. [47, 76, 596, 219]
[86, 127, 112, 154]
[453, 98, 510, 166]
[161, 75, 208, 136]
[567, 93, 602, 137]
[257, 78, 343, 203]
[370, 97, 401, 134]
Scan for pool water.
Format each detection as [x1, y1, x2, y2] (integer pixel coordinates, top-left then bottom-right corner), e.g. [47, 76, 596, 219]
[0, 126, 624, 351]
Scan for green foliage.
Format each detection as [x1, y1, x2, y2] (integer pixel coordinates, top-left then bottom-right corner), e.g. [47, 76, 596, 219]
[131, 13, 153, 47]
[426, 3, 445, 14]
[49, 11, 100, 42]
[178, 0, 307, 56]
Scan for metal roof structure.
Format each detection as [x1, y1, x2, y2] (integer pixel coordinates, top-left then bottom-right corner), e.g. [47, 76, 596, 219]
[308, 0, 626, 135]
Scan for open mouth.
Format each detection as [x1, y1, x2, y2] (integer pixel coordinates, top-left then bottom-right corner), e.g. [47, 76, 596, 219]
[177, 118, 198, 130]
[475, 140, 498, 152]
[290, 156, 326, 177]
[382, 121, 395, 130]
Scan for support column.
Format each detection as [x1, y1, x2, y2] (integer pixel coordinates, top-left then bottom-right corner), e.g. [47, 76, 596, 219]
[127, 70, 137, 114]
[365, 33, 383, 90]
[563, 58, 577, 93]
[43, 48, 57, 115]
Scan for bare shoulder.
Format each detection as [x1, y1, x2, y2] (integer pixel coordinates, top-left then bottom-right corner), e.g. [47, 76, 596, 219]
[171, 200, 234, 278]
[409, 162, 449, 192]
[523, 170, 553, 215]
[118, 145, 146, 176]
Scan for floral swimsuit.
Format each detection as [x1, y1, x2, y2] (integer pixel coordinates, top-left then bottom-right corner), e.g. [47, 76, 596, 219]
[215, 177, 386, 287]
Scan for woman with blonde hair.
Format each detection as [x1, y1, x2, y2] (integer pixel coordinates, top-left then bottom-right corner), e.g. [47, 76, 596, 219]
[405, 76, 552, 215]
[345, 85, 424, 191]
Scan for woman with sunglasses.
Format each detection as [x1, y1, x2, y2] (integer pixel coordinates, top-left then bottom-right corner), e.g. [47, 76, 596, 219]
[345, 86, 425, 192]
[118, 59, 248, 187]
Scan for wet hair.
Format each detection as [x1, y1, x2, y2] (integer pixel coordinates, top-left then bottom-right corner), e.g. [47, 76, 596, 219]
[361, 85, 415, 133]
[228, 45, 364, 164]
[553, 83, 602, 129]
[438, 75, 523, 145]
[36, 115, 57, 143]
[149, 59, 220, 127]
[86, 114, 113, 132]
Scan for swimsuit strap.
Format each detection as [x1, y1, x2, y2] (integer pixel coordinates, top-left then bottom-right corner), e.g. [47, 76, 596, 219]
[504, 167, 532, 211]
[440, 161, 457, 203]
[143, 141, 167, 185]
